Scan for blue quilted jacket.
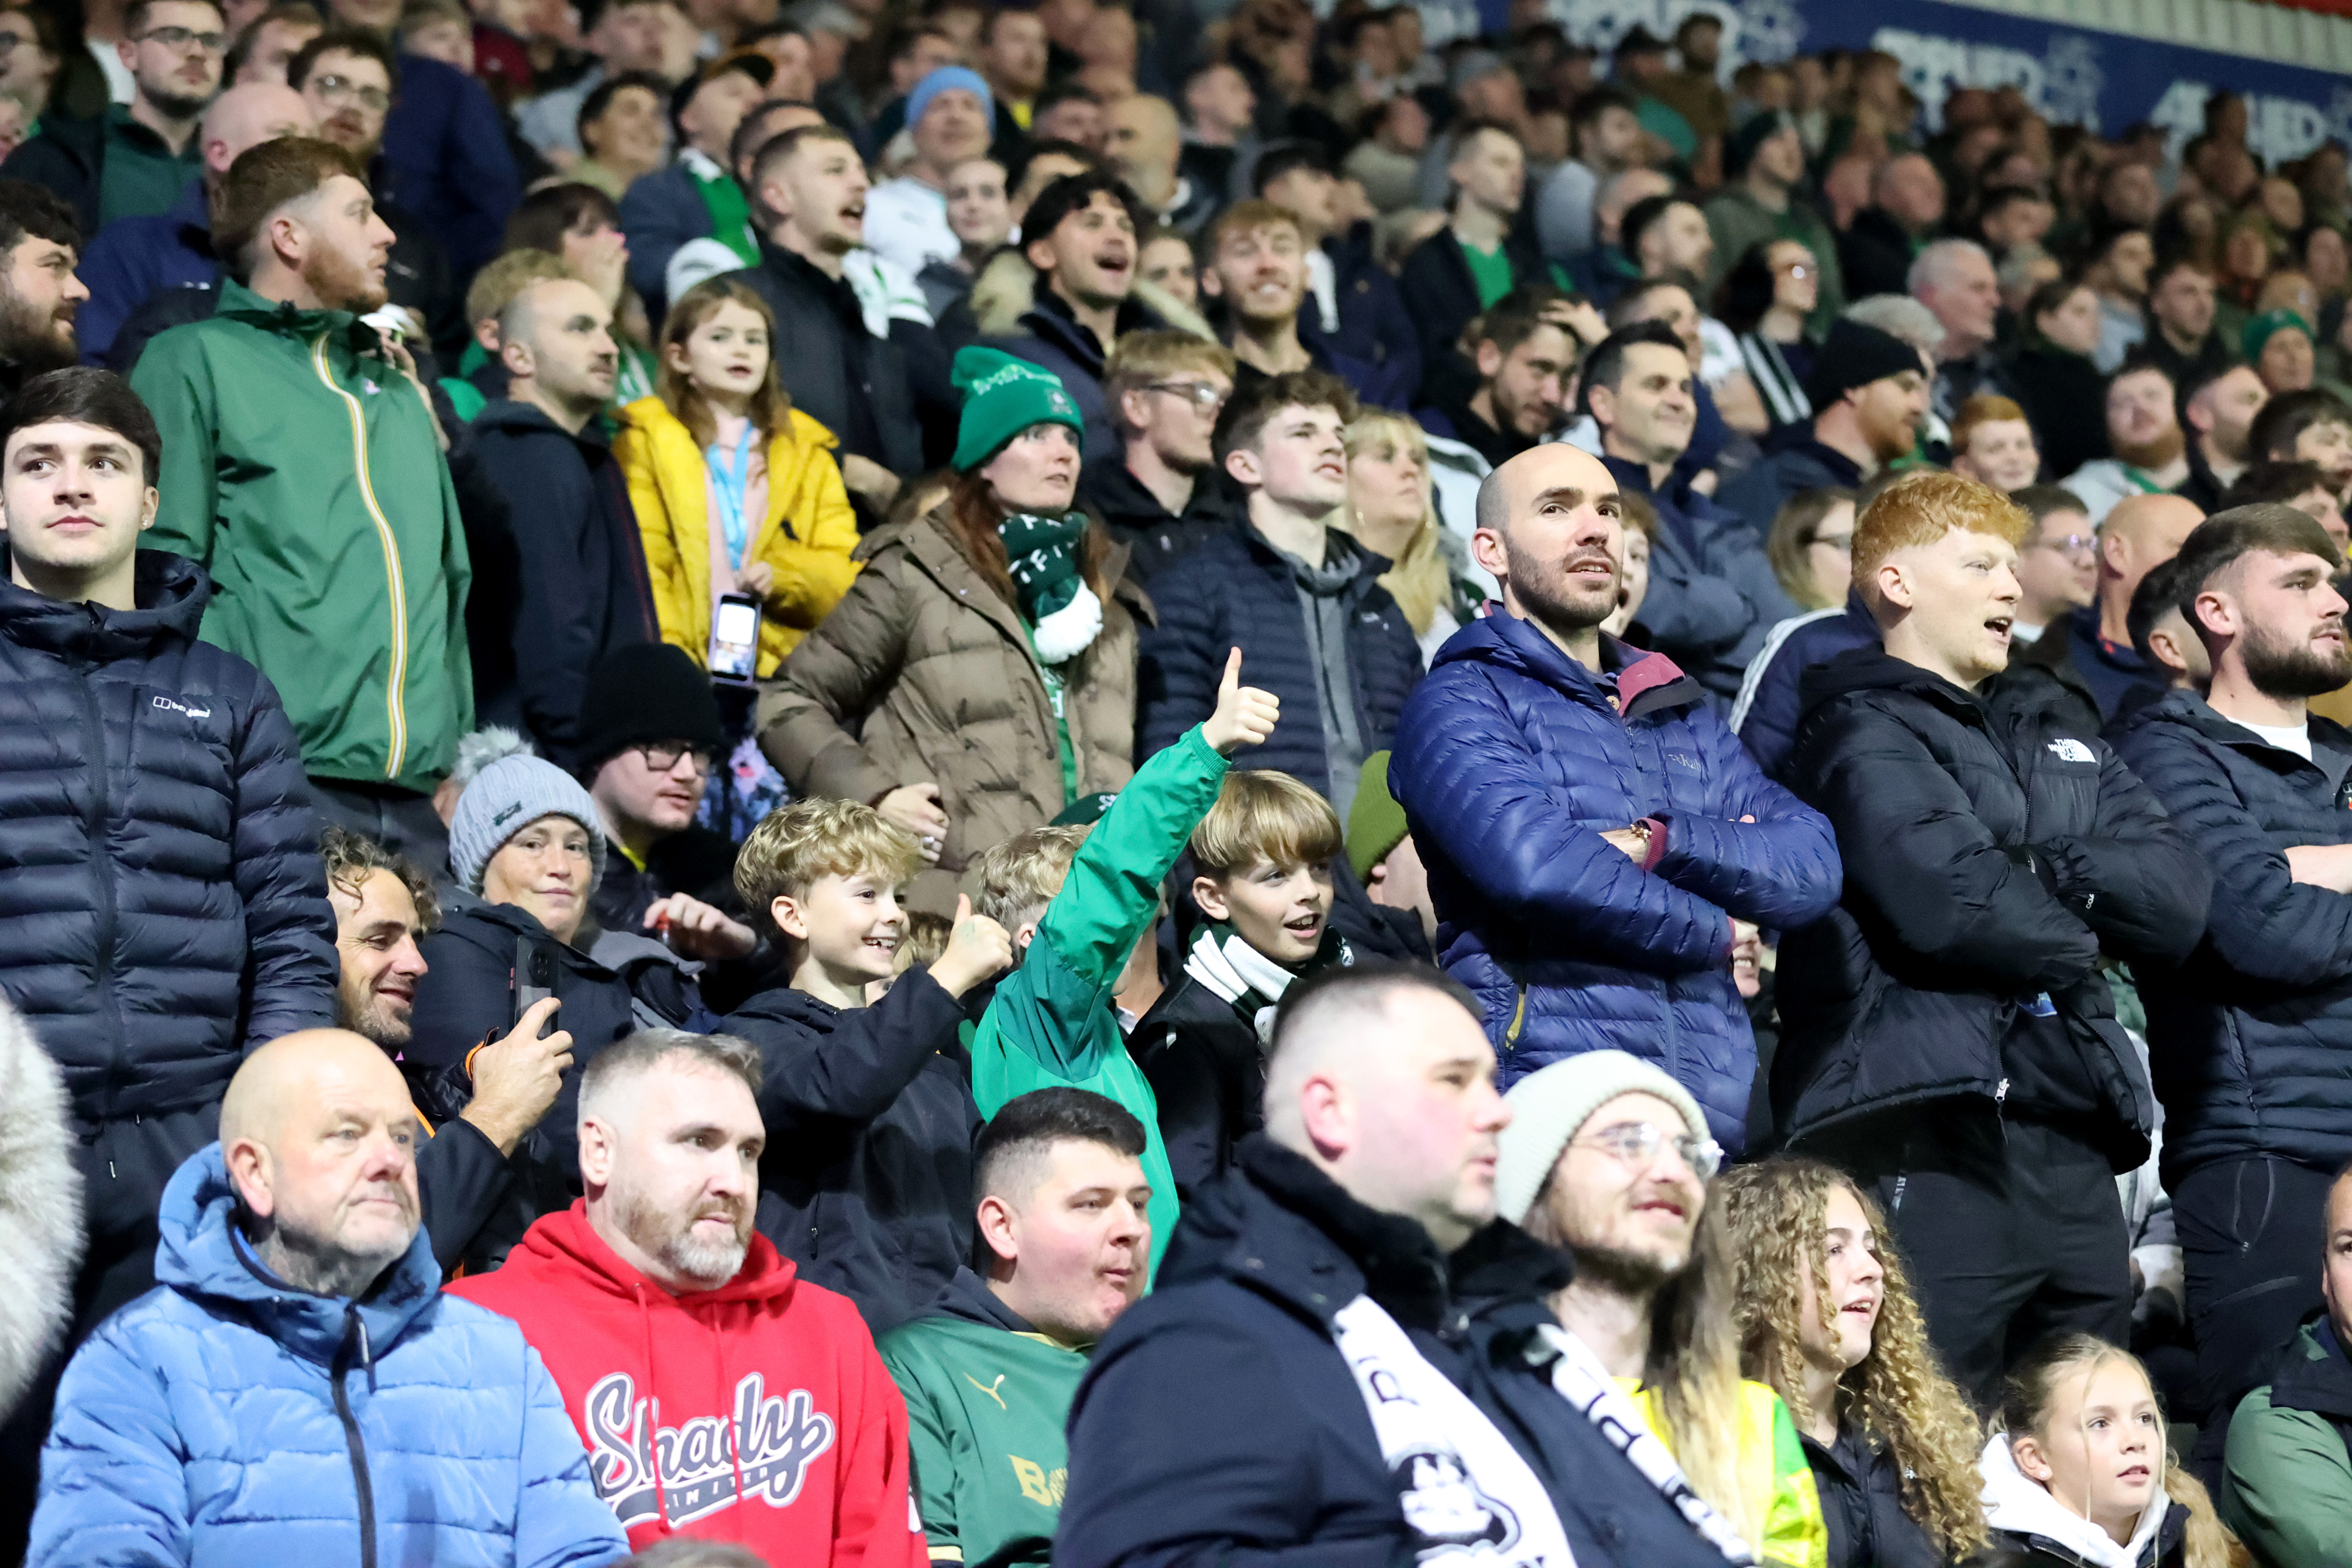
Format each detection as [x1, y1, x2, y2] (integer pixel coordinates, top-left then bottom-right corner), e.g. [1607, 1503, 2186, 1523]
[30, 1144, 629, 1568]
[1388, 614, 1842, 1146]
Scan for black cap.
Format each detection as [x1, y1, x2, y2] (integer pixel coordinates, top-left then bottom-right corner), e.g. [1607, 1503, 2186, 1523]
[575, 643, 729, 772]
[1616, 25, 1669, 56]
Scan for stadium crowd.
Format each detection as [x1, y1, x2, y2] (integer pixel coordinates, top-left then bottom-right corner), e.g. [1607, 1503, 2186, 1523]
[1, 0, 2351, 1562]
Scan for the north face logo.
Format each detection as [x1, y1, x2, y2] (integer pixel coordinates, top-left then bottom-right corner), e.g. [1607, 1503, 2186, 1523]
[583, 1370, 836, 1529]
[2046, 739, 2096, 764]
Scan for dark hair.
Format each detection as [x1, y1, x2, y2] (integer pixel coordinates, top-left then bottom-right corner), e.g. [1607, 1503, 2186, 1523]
[2222, 458, 2334, 509]
[0, 179, 80, 260]
[1473, 285, 1574, 361]
[1008, 137, 1100, 194]
[1620, 193, 1691, 265]
[1978, 183, 2048, 222]
[2147, 249, 2211, 293]
[0, 368, 161, 485]
[1715, 241, 1780, 335]
[946, 466, 1112, 611]
[748, 121, 856, 208]
[728, 96, 816, 178]
[2110, 349, 2177, 391]
[1268, 959, 1482, 1061]
[1608, 272, 1697, 329]
[1251, 138, 1331, 197]
[2023, 276, 2090, 334]
[1569, 83, 1636, 129]
[221, 0, 319, 83]
[125, 0, 223, 36]
[1213, 367, 1358, 466]
[318, 823, 439, 932]
[979, 2, 1038, 44]
[285, 24, 396, 94]
[212, 136, 361, 282]
[502, 180, 619, 257]
[2081, 221, 2150, 271]
[1576, 320, 1685, 418]
[2251, 387, 2352, 461]
[2011, 482, 2090, 524]
[974, 1087, 1148, 1204]
[1032, 77, 1097, 118]
[577, 68, 667, 151]
[2172, 502, 2346, 640]
[1021, 169, 1144, 251]
[2127, 549, 2201, 665]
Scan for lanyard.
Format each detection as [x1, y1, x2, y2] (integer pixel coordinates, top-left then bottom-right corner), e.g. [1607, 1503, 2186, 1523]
[706, 427, 754, 570]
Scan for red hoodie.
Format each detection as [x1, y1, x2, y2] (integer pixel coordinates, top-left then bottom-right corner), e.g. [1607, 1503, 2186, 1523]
[447, 1204, 925, 1565]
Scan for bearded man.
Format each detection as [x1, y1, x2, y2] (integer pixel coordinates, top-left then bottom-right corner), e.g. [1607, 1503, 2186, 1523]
[446, 1029, 929, 1566]
[132, 135, 469, 865]
[2113, 503, 2352, 1469]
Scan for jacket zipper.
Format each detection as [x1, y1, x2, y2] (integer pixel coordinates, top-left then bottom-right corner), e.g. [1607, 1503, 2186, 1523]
[1503, 986, 1526, 1050]
[332, 1306, 379, 1568]
[74, 663, 125, 1130]
[310, 332, 411, 781]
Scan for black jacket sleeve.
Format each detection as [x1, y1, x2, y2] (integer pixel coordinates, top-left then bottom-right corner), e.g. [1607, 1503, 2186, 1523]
[472, 429, 602, 761]
[2034, 744, 2214, 966]
[414, 1115, 513, 1275]
[731, 971, 968, 1130]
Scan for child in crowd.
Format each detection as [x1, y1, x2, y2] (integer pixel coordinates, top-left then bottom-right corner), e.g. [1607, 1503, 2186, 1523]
[1983, 1335, 2241, 1568]
[1136, 769, 1358, 1191]
[1720, 1158, 1991, 1568]
[968, 648, 1282, 1276]
[720, 798, 1013, 1333]
[1948, 393, 2044, 494]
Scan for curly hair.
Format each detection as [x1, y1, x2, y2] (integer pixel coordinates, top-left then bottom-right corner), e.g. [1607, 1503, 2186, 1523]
[1718, 1158, 1989, 1562]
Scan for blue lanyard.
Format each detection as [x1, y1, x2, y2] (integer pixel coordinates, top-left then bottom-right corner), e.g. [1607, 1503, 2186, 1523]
[705, 428, 754, 570]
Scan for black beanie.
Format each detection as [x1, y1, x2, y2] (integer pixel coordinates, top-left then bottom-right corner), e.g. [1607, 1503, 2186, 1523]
[574, 643, 728, 772]
[1803, 319, 1926, 411]
[1725, 110, 1795, 177]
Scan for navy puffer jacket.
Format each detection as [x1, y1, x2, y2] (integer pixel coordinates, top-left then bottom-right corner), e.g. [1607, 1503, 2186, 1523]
[1388, 613, 1841, 1147]
[2109, 692, 2352, 1184]
[1137, 522, 1423, 800]
[0, 549, 335, 1127]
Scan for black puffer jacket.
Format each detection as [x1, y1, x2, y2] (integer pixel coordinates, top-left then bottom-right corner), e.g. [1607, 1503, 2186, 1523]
[1773, 648, 2210, 1171]
[1802, 1427, 1950, 1568]
[0, 549, 336, 1127]
[1137, 522, 1423, 799]
[2109, 692, 2352, 1184]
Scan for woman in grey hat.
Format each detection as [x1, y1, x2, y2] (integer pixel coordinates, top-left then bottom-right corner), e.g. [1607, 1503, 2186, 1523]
[406, 753, 714, 1269]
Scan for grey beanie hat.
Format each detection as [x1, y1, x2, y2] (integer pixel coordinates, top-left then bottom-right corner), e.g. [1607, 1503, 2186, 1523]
[1492, 1050, 1713, 1226]
[448, 754, 609, 896]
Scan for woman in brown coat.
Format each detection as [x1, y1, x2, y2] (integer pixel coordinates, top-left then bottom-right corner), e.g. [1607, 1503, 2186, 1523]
[757, 348, 1145, 896]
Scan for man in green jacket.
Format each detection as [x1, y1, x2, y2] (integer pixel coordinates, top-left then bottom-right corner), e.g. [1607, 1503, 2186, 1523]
[880, 1087, 1152, 1568]
[967, 646, 1279, 1274]
[133, 135, 469, 858]
[2223, 1162, 2352, 1568]
[1702, 111, 1844, 340]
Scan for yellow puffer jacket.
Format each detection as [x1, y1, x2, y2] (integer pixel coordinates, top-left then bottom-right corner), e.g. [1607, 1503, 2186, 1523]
[1621, 1378, 1830, 1568]
[612, 395, 861, 678]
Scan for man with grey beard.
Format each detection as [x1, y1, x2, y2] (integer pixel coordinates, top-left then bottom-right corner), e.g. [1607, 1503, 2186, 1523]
[447, 1030, 927, 1560]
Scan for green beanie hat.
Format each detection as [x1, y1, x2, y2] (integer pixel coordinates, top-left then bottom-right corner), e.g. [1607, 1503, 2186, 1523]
[2244, 308, 2315, 363]
[1346, 751, 1410, 883]
[951, 345, 1084, 471]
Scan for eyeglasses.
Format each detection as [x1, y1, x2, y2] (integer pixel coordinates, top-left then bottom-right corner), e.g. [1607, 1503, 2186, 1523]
[636, 741, 717, 774]
[1145, 380, 1228, 411]
[1807, 531, 1853, 554]
[139, 24, 226, 51]
[2032, 532, 2097, 557]
[1575, 1120, 1723, 1180]
[312, 72, 392, 113]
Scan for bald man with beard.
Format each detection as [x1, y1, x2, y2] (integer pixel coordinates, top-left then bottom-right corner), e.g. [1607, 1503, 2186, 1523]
[2010, 490, 2207, 733]
[28, 1030, 626, 1568]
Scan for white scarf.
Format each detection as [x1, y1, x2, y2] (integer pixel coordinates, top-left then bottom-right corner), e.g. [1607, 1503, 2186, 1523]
[1980, 1430, 2168, 1568]
[1534, 1325, 1758, 1564]
[1184, 926, 1354, 1044]
[1333, 1295, 1576, 1567]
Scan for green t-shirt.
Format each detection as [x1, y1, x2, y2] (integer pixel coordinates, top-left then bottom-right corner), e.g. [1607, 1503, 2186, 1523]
[1459, 236, 1517, 309]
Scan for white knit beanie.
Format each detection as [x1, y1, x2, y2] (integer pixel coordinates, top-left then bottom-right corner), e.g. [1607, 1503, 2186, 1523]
[1492, 1050, 1712, 1226]
[447, 754, 608, 895]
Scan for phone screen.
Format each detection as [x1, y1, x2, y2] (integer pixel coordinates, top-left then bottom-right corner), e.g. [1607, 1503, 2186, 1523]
[710, 595, 761, 682]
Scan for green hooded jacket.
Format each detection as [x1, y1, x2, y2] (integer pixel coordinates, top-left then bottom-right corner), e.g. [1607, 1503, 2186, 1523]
[966, 725, 1228, 1277]
[134, 279, 472, 792]
[879, 1268, 1090, 1568]
[2223, 1321, 2352, 1567]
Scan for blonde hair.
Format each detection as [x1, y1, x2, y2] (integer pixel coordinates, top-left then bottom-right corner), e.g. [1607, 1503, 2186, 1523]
[733, 798, 921, 942]
[1719, 1159, 1990, 1562]
[971, 824, 1090, 929]
[1190, 770, 1344, 879]
[1851, 469, 2032, 585]
[1104, 328, 1237, 417]
[1337, 411, 1453, 637]
[895, 910, 953, 973]
[657, 276, 791, 450]
[466, 248, 571, 333]
[2000, 1334, 2243, 1568]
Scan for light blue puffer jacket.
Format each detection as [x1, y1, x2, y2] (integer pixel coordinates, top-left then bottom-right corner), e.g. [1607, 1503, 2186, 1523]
[29, 1143, 629, 1568]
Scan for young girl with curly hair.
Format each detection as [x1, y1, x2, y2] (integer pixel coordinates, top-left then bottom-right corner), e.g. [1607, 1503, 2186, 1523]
[1719, 1158, 1989, 1568]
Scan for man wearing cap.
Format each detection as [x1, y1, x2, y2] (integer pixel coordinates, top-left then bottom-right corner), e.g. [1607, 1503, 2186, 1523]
[1719, 318, 1929, 539]
[1490, 1050, 1828, 1567]
[1702, 111, 1842, 339]
[864, 64, 995, 280]
[614, 51, 772, 318]
[2248, 308, 2318, 398]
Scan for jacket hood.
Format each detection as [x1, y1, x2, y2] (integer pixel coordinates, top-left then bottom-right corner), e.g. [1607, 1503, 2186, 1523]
[436, 888, 619, 974]
[154, 1142, 445, 1366]
[726, 982, 848, 1035]
[971, 246, 1038, 337]
[1432, 610, 1704, 723]
[921, 1264, 1042, 1334]
[0, 548, 209, 659]
[470, 398, 614, 452]
[505, 1201, 799, 1308]
[1980, 1430, 2172, 1568]
[213, 275, 366, 343]
[1797, 644, 1980, 720]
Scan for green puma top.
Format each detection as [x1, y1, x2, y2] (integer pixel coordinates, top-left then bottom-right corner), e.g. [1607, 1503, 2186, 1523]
[879, 1269, 1090, 1567]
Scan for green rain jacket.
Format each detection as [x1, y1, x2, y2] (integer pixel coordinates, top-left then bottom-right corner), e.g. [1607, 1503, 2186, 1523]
[135, 279, 472, 792]
[967, 725, 1228, 1276]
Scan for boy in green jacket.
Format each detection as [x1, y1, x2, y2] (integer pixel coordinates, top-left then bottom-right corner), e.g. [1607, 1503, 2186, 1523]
[879, 1087, 1153, 1568]
[967, 647, 1278, 1272]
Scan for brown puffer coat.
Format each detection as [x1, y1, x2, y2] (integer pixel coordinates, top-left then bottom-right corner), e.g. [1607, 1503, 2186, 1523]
[756, 502, 1148, 875]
